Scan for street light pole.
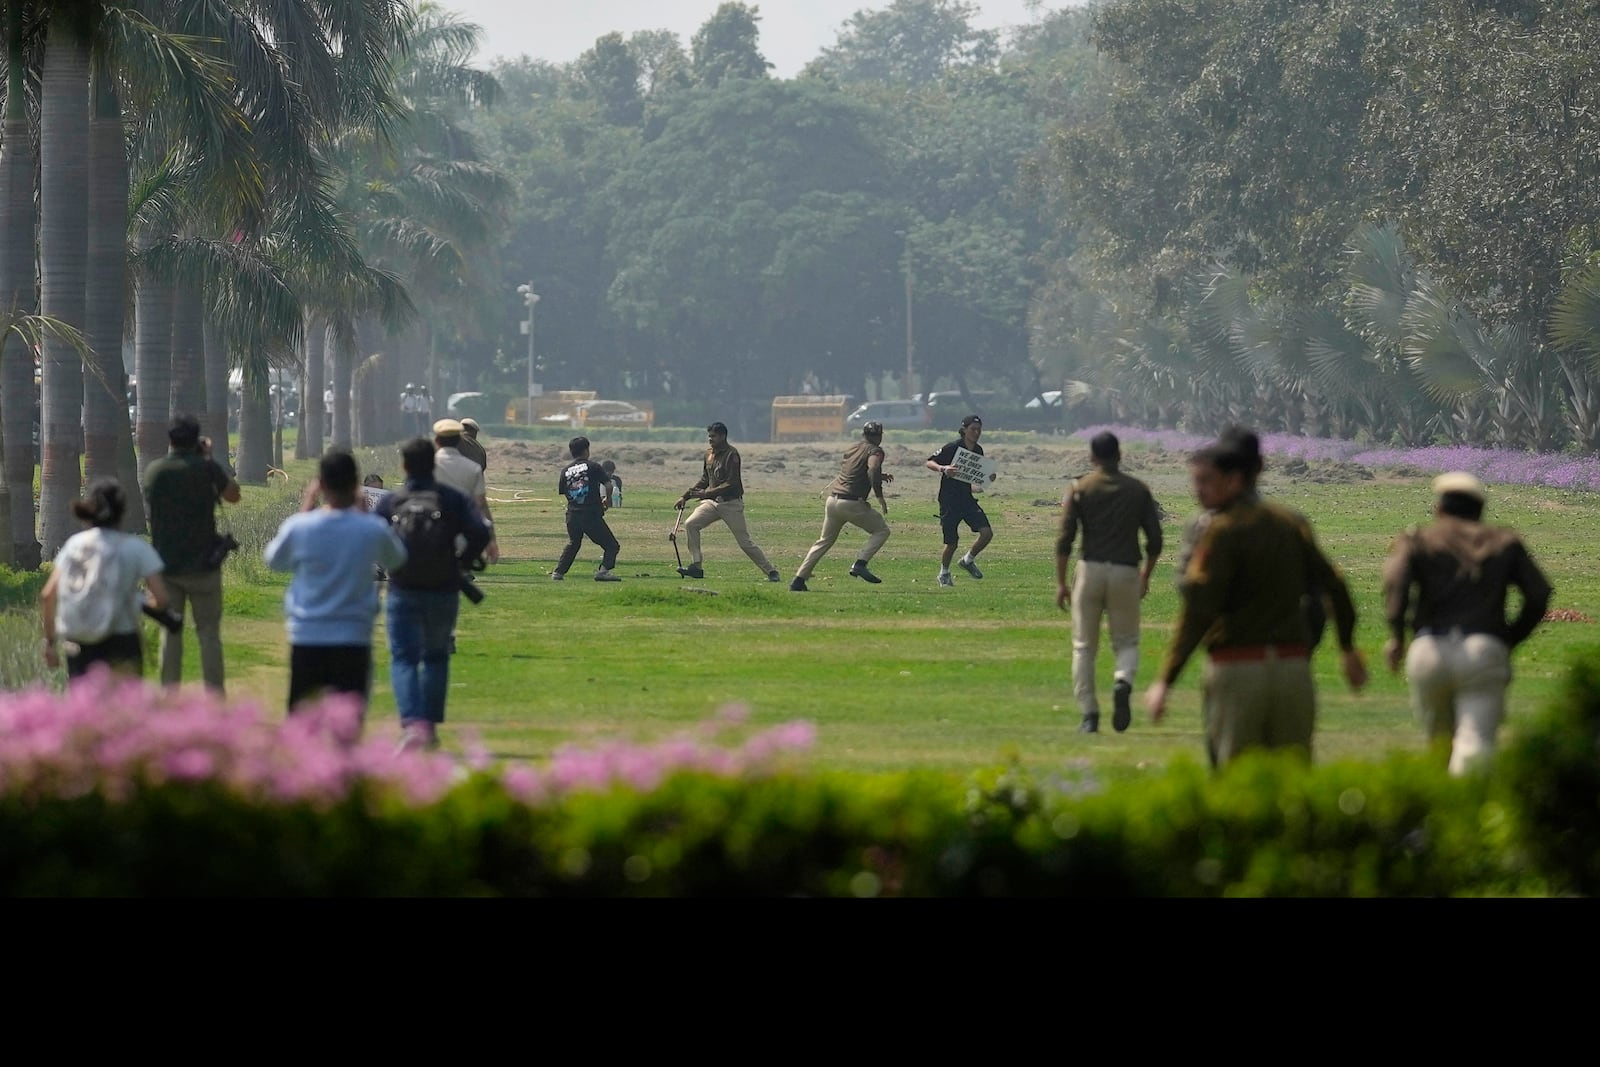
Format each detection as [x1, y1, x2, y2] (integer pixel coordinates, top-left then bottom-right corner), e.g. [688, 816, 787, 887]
[904, 252, 915, 402]
[517, 283, 540, 424]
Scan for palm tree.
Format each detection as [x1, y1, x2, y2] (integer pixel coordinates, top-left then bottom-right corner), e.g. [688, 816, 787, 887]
[0, 0, 40, 567]
[38, 9, 92, 557]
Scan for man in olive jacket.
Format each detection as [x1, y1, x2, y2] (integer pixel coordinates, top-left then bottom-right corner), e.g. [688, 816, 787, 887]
[1382, 471, 1551, 775]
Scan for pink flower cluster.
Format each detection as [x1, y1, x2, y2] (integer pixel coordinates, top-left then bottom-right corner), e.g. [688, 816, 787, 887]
[0, 672, 817, 809]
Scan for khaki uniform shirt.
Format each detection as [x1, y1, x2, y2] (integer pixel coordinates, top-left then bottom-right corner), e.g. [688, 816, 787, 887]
[1159, 496, 1357, 684]
[1382, 516, 1551, 647]
[693, 445, 745, 502]
[1057, 464, 1163, 567]
[829, 440, 885, 499]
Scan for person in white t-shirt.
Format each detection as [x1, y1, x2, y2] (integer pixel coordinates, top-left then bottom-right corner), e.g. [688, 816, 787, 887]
[40, 479, 171, 680]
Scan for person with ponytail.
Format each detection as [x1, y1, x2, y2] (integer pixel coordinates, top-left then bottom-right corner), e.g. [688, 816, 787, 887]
[39, 479, 170, 680]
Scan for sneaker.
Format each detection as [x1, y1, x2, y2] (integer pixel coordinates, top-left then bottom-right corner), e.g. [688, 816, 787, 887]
[767, 570, 781, 582]
[395, 720, 427, 755]
[682, 563, 705, 579]
[1112, 679, 1133, 733]
[1078, 714, 1100, 734]
[938, 572, 954, 587]
[789, 577, 808, 592]
[958, 556, 984, 580]
[551, 571, 564, 581]
[595, 569, 622, 582]
[849, 561, 882, 584]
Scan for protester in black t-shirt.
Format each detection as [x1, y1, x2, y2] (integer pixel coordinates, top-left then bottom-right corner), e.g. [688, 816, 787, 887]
[553, 436, 621, 582]
[925, 415, 993, 586]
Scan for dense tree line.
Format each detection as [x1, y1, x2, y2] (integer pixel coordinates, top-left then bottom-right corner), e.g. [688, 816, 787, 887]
[470, 1, 1084, 435]
[0, 1, 507, 569]
[5, 0, 1598, 569]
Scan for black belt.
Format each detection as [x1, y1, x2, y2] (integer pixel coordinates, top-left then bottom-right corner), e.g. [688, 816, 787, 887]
[831, 493, 866, 501]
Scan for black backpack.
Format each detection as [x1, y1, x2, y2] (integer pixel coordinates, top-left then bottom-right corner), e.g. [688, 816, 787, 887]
[389, 490, 458, 586]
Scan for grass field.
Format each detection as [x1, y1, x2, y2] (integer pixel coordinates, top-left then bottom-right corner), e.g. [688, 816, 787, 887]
[26, 431, 1600, 782]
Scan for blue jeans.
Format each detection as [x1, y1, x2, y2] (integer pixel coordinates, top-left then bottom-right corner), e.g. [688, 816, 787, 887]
[386, 587, 460, 724]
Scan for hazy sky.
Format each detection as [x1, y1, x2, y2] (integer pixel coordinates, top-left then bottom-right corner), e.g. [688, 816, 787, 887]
[442, 1, 1059, 77]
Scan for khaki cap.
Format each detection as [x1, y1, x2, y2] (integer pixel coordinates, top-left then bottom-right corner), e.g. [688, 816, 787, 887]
[1432, 471, 1487, 502]
[432, 418, 464, 436]
[460, 418, 481, 435]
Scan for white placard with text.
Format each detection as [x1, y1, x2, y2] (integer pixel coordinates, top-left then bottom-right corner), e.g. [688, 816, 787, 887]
[949, 447, 998, 489]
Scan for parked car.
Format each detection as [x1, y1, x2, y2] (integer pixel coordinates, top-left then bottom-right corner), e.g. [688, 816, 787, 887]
[1024, 390, 1063, 410]
[446, 391, 484, 417]
[845, 399, 932, 431]
[924, 391, 1000, 423]
[542, 399, 653, 428]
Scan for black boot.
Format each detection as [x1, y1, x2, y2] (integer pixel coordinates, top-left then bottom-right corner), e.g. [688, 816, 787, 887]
[1078, 713, 1100, 734]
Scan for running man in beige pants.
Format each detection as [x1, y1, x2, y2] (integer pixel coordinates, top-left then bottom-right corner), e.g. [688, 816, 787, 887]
[791, 421, 893, 591]
[677, 422, 779, 581]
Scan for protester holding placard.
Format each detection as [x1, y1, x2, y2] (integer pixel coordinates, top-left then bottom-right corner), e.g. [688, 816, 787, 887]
[925, 415, 993, 587]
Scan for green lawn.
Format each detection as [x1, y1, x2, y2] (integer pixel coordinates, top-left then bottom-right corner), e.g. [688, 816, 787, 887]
[148, 437, 1600, 780]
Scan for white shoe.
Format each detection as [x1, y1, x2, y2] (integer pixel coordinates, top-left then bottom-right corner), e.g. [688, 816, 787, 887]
[595, 568, 622, 582]
[938, 572, 954, 587]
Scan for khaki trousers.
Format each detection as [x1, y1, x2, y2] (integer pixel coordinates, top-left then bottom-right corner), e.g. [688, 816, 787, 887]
[1406, 631, 1511, 776]
[796, 496, 889, 579]
[685, 499, 775, 574]
[1071, 560, 1142, 716]
[1202, 652, 1316, 766]
[160, 569, 226, 693]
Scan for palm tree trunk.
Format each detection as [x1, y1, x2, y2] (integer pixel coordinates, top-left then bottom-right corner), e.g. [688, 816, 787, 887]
[170, 283, 205, 417]
[83, 70, 127, 495]
[39, 22, 91, 557]
[299, 312, 325, 458]
[236, 368, 271, 482]
[134, 268, 173, 473]
[203, 319, 232, 472]
[0, 8, 38, 568]
[330, 323, 352, 447]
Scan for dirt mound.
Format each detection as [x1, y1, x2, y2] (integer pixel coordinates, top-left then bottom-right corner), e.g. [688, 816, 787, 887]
[1279, 457, 1374, 484]
[1544, 608, 1594, 623]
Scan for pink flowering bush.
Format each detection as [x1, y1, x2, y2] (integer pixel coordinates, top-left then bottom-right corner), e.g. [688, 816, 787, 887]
[0, 666, 1591, 896]
[0, 672, 814, 813]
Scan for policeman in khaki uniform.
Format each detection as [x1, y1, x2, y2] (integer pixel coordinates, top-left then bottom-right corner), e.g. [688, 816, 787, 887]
[676, 422, 780, 581]
[1146, 436, 1369, 767]
[1055, 431, 1163, 734]
[1381, 472, 1551, 776]
[790, 420, 894, 591]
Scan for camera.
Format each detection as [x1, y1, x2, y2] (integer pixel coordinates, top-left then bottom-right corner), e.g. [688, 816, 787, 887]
[204, 532, 241, 570]
[459, 554, 487, 605]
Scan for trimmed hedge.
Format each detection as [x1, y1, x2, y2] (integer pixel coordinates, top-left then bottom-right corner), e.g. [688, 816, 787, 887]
[3, 660, 1599, 895]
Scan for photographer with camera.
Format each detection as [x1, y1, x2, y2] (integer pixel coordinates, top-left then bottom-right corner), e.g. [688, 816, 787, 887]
[143, 413, 241, 694]
[375, 437, 493, 752]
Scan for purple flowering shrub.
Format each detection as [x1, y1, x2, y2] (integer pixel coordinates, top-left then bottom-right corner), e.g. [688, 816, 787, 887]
[1073, 425, 1600, 491]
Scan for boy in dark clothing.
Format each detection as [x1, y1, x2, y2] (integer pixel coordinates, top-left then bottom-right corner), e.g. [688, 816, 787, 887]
[553, 436, 621, 582]
[601, 459, 622, 506]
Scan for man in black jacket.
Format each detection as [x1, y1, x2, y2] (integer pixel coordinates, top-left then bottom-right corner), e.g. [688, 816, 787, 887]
[376, 437, 493, 752]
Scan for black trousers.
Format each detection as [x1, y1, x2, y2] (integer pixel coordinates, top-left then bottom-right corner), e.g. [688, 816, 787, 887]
[288, 644, 372, 711]
[67, 632, 144, 679]
[555, 510, 620, 574]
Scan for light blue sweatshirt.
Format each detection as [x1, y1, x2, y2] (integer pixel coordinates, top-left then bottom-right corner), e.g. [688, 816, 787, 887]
[264, 507, 407, 647]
